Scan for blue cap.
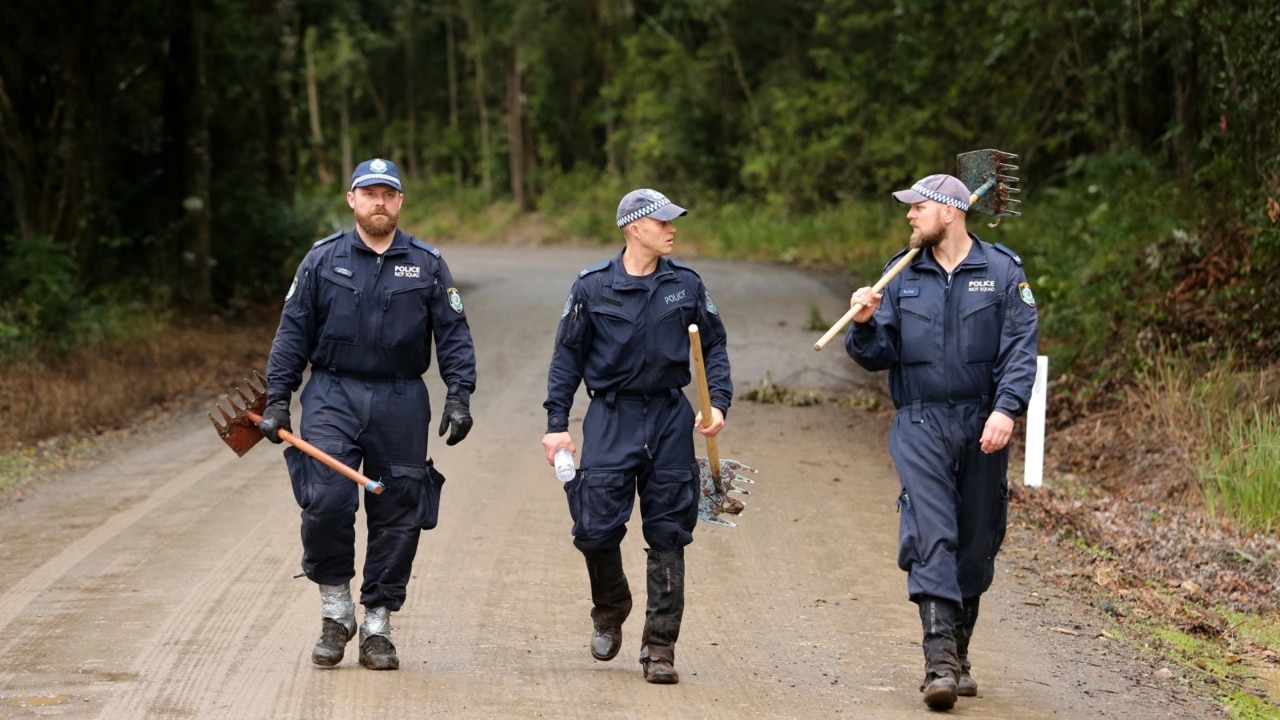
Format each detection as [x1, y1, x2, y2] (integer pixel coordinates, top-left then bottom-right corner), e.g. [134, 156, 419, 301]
[616, 189, 687, 228]
[350, 158, 402, 191]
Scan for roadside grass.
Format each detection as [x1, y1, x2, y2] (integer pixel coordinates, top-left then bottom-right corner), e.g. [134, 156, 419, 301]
[1145, 618, 1280, 720]
[0, 313, 277, 496]
[1129, 351, 1280, 534]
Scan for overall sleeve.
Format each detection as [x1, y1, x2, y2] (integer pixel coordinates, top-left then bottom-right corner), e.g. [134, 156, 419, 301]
[543, 281, 591, 433]
[265, 256, 318, 404]
[992, 267, 1039, 419]
[844, 290, 901, 372]
[431, 255, 478, 405]
[695, 280, 733, 415]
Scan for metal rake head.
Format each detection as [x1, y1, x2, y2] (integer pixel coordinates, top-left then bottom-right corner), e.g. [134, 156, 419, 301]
[208, 370, 268, 457]
[697, 457, 759, 527]
[955, 148, 1021, 219]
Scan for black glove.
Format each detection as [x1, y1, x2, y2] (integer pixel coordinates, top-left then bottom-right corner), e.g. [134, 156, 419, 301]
[258, 399, 292, 444]
[437, 398, 473, 446]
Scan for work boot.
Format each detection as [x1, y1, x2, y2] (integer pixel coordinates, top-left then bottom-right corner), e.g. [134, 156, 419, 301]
[639, 547, 685, 685]
[584, 548, 632, 661]
[312, 583, 356, 667]
[358, 605, 399, 670]
[918, 596, 962, 710]
[955, 596, 981, 696]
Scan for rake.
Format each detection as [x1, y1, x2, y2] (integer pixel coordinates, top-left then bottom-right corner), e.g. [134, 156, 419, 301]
[209, 370, 384, 494]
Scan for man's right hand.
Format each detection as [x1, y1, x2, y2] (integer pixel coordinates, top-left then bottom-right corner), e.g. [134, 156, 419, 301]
[258, 399, 292, 444]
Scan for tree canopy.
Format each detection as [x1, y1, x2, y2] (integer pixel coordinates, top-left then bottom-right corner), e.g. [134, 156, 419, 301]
[0, 0, 1276, 341]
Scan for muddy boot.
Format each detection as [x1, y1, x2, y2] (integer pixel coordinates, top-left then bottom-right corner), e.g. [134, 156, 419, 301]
[312, 583, 356, 667]
[955, 596, 980, 697]
[358, 605, 399, 670]
[639, 547, 684, 685]
[585, 548, 632, 661]
[918, 596, 962, 710]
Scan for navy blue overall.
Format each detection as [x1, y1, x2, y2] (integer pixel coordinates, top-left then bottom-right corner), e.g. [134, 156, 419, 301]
[544, 250, 732, 553]
[266, 228, 476, 611]
[845, 236, 1038, 604]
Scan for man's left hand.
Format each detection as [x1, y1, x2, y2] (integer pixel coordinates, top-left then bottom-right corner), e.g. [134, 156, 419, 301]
[438, 399, 473, 446]
[980, 411, 1014, 453]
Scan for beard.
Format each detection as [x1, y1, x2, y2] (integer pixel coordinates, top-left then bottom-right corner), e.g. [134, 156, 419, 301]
[355, 207, 399, 238]
[909, 225, 944, 250]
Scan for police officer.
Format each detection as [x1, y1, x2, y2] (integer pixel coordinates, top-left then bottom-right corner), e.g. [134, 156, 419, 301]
[541, 189, 732, 684]
[258, 158, 477, 671]
[844, 174, 1038, 710]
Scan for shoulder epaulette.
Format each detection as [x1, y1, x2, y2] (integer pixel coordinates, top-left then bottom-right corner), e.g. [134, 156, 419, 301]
[578, 259, 611, 278]
[992, 242, 1023, 266]
[312, 229, 343, 248]
[882, 245, 914, 273]
[668, 258, 702, 276]
[409, 237, 442, 258]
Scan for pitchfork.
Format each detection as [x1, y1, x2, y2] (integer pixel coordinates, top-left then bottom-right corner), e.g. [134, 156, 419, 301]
[689, 324, 757, 527]
[209, 371, 384, 494]
[812, 148, 1021, 351]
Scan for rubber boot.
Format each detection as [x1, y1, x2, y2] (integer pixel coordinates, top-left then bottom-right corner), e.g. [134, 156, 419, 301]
[312, 583, 356, 667]
[358, 605, 399, 670]
[918, 596, 962, 710]
[639, 547, 684, 684]
[584, 548, 633, 661]
[955, 596, 980, 696]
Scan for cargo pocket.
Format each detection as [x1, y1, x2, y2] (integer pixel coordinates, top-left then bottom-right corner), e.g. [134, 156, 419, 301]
[284, 446, 310, 508]
[383, 461, 446, 530]
[654, 462, 700, 528]
[896, 488, 923, 572]
[572, 470, 627, 536]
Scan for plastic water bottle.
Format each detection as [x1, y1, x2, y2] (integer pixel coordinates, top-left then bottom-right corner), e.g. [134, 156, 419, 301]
[554, 447, 576, 483]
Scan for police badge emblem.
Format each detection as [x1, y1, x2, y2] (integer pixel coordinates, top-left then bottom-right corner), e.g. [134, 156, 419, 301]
[704, 291, 719, 316]
[447, 287, 464, 313]
[1018, 282, 1036, 308]
[285, 277, 298, 301]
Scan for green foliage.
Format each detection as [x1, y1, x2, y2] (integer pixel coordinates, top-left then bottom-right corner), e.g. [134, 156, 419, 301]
[1202, 407, 1280, 534]
[0, 235, 79, 358]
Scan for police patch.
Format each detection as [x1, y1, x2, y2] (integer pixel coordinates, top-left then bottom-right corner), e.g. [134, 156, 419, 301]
[561, 293, 573, 318]
[447, 287, 464, 313]
[704, 291, 719, 316]
[285, 277, 298, 301]
[1018, 282, 1037, 308]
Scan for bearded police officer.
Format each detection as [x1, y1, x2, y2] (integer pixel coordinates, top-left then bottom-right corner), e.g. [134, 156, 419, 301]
[259, 158, 477, 671]
[541, 189, 732, 684]
[844, 173, 1038, 710]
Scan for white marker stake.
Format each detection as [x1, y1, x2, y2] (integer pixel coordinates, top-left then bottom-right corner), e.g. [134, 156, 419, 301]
[1024, 355, 1049, 487]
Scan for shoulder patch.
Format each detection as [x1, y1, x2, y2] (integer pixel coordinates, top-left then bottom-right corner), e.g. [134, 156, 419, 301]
[409, 237, 442, 257]
[578, 259, 610, 278]
[312, 229, 343, 248]
[992, 243, 1023, 266]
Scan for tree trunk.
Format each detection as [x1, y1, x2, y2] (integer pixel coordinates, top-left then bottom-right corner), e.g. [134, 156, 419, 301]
[445, 4, 462, 186]
[468, 11, 492, 199]
[507, 48, 527, 212]
[304, 28, 330, 185]
[270, 0, 299, 203]
[404, 0, 419, 181]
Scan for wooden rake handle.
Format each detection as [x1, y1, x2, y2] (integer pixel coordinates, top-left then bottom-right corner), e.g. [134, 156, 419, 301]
[247, 411, 384, 494]
[688, 325, 722, 483]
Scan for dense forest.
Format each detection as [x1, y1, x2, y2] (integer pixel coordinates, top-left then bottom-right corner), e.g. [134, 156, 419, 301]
[1, 0, 1277, 369]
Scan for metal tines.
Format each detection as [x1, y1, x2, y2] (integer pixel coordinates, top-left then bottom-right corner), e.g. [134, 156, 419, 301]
[955, 148, 1021, 219]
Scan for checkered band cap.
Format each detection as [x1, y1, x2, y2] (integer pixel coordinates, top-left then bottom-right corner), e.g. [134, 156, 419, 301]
[351, 158, 402, 191]
[616, 189, 688, 227]
[891, 174, 970, 212]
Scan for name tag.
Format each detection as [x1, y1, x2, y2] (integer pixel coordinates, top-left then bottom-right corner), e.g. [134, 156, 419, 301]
[898, 287, 920, 297]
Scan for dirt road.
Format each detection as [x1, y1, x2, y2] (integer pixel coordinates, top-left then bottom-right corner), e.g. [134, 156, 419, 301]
[0, 246, 1218, 719]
